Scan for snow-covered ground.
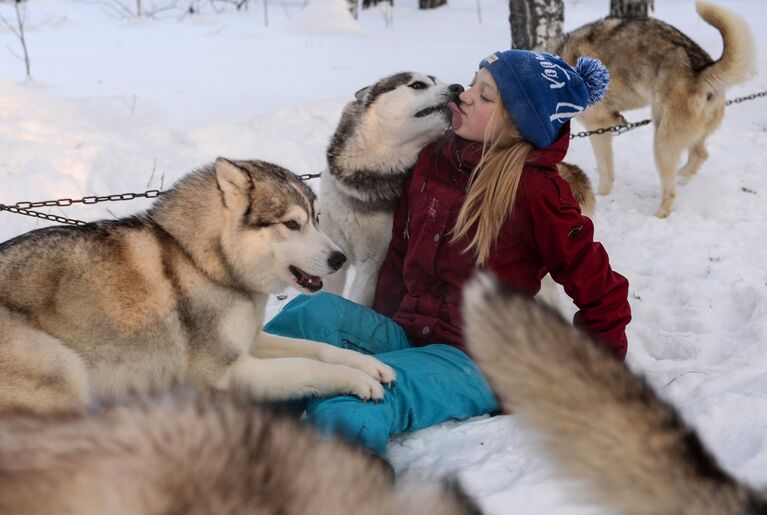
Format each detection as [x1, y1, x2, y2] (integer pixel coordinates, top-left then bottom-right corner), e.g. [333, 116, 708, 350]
[1, 0, 765, 512]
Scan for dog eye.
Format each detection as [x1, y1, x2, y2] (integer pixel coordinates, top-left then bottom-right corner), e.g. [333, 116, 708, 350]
[409, 81, 428, 90]
[283, 220, 301, 231]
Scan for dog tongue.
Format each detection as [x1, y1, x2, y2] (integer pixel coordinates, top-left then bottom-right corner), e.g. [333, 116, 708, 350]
[448, 102, 462, 130]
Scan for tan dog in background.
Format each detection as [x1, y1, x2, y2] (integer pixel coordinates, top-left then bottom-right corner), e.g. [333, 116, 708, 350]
[550, 1, 755, 217]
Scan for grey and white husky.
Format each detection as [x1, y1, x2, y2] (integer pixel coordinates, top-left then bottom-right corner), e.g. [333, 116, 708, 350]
[464, 273, 767, 514]
[0, 158, 395, 414]
[319, 72, 595, 308]
[319, 72, 463, 306]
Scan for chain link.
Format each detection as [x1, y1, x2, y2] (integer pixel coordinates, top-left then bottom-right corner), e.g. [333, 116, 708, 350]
[3, 90, 766, 226]
[570, 89, 767, 139]
[0, 175, 322, 226]
[570, 118, 652, 139]
[725, 90, 767, 106]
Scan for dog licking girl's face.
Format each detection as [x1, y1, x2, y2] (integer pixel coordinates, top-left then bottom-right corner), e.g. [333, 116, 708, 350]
[448, 69, 498, 143]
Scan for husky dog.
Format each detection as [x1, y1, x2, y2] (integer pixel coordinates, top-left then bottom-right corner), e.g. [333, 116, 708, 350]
[550, 0, 755, 217]
[0, 392, 480, 515]
[0, 158, 396, 414]
[463, 274, 767, 514]
[320, 72, 595, 307]
[319, 72, 463, 306]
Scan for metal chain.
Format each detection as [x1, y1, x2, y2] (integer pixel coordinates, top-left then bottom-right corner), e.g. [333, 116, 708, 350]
[570, 89, 767, 139]
[725, 90, 767, 106]
[0, 190, 164, 226]
[3, 89, 766, 226]
[570, 118, 652, 139]
[0, 175, 323, 226]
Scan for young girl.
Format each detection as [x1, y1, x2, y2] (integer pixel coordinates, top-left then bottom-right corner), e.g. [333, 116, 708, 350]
[264, 50, 631, 456]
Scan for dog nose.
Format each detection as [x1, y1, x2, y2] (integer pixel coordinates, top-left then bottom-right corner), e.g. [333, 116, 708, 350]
[449, 83, 464, 94]
[328, 251, 347, 271]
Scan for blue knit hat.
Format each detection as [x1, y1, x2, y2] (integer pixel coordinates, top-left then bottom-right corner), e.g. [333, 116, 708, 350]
[479, 50, 610, 148]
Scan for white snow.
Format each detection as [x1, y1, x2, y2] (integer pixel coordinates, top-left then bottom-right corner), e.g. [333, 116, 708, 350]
[1, 0, 766, 512]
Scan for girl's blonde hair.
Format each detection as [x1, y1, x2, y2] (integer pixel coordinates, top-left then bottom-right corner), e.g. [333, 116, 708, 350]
[452, 99, 535, 265]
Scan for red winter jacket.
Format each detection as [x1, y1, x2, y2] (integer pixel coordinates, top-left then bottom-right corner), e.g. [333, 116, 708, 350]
[372, 128, 631, 360]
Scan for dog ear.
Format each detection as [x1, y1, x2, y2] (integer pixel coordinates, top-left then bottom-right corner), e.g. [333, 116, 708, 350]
[354, 86, 371, 102]
[215, 157, 252, 209]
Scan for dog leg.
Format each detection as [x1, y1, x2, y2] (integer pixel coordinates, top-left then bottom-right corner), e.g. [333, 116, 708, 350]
[254, 332, 396, 384]
[581, 108, 625, 196]
[653, 121, 686, 218]
[0, 308, 90, 414]
[678, 139, 709, 185]
[347, 258, 383, 308]
[218, 354, 386, 401]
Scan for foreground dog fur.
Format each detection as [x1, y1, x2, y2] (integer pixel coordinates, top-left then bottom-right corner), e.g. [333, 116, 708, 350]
[0, 394, 479, 515]
[463, 274, 767, 514]
[550, 0, 755, 217]
[0, 158, 396, 414]
[320, 72, 595, 307]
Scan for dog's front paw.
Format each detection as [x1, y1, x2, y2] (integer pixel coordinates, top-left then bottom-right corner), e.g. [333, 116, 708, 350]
[343, 369, 386, 401]
[655, 205, 672, 218]
[353, 355, 397, 385]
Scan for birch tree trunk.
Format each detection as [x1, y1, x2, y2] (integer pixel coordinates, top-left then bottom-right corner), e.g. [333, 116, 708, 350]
[509, 0, 563, 51]
[609, 0, 653, 18]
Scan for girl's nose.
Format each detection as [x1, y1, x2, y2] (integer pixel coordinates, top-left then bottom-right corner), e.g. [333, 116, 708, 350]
[458, 89, 470, 104]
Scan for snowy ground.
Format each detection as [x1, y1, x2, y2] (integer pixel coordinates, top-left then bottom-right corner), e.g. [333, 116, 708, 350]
[1, 0, 766, 513]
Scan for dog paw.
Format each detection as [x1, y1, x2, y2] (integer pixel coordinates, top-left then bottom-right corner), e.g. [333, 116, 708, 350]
[655, 206, 672, 218]
[354, 356, 397, 385]
[345, 369, 386, 401]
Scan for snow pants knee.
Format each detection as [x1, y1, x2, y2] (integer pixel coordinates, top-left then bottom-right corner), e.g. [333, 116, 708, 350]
[263, 292, 498, 456]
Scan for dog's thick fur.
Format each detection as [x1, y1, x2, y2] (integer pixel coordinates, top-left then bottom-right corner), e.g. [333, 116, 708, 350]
[0, 393, 480, 515]
[320, 72, 595, 307]
[550, 0, 755, 217]
[0, 158, 396, 414]
[463, 274, 767, 514]
[319, 72, 462, 306]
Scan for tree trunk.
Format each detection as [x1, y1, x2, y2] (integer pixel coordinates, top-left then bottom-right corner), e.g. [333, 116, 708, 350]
[419, 0, 446, 9]
[360, 0, 395, 11]
[609, 0, 653, 18]
[509, 0, 563, 51]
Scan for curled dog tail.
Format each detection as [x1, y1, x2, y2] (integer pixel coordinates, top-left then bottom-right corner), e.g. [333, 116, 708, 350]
[462, 273, 767, 515]
[696, 0, 756, 90]
[556, 161, 595, 216]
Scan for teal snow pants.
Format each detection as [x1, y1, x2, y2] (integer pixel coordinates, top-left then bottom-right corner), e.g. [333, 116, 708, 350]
[262, 292, 498, 456]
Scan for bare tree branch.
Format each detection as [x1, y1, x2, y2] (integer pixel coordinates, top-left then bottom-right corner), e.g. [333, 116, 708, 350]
[0, 0, 31, 78]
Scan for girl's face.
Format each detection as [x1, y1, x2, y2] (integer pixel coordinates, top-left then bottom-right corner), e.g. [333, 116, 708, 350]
[448, 68, 499, 142]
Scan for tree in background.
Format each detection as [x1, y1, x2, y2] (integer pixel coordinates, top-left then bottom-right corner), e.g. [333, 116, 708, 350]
[419, 0, 446, 9]
[609, 0, 653, 17]
[0, 0, 31, 79]
[509, 0, 563, 50]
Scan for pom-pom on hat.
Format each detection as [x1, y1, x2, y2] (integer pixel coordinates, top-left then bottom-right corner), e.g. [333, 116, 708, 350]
[479, 50, 610, 149]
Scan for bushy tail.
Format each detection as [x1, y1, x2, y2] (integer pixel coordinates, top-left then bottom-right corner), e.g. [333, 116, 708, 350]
[696, 0, 756, 90]
[462, 273, 766, 515]
[557, 162, 595, 216]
